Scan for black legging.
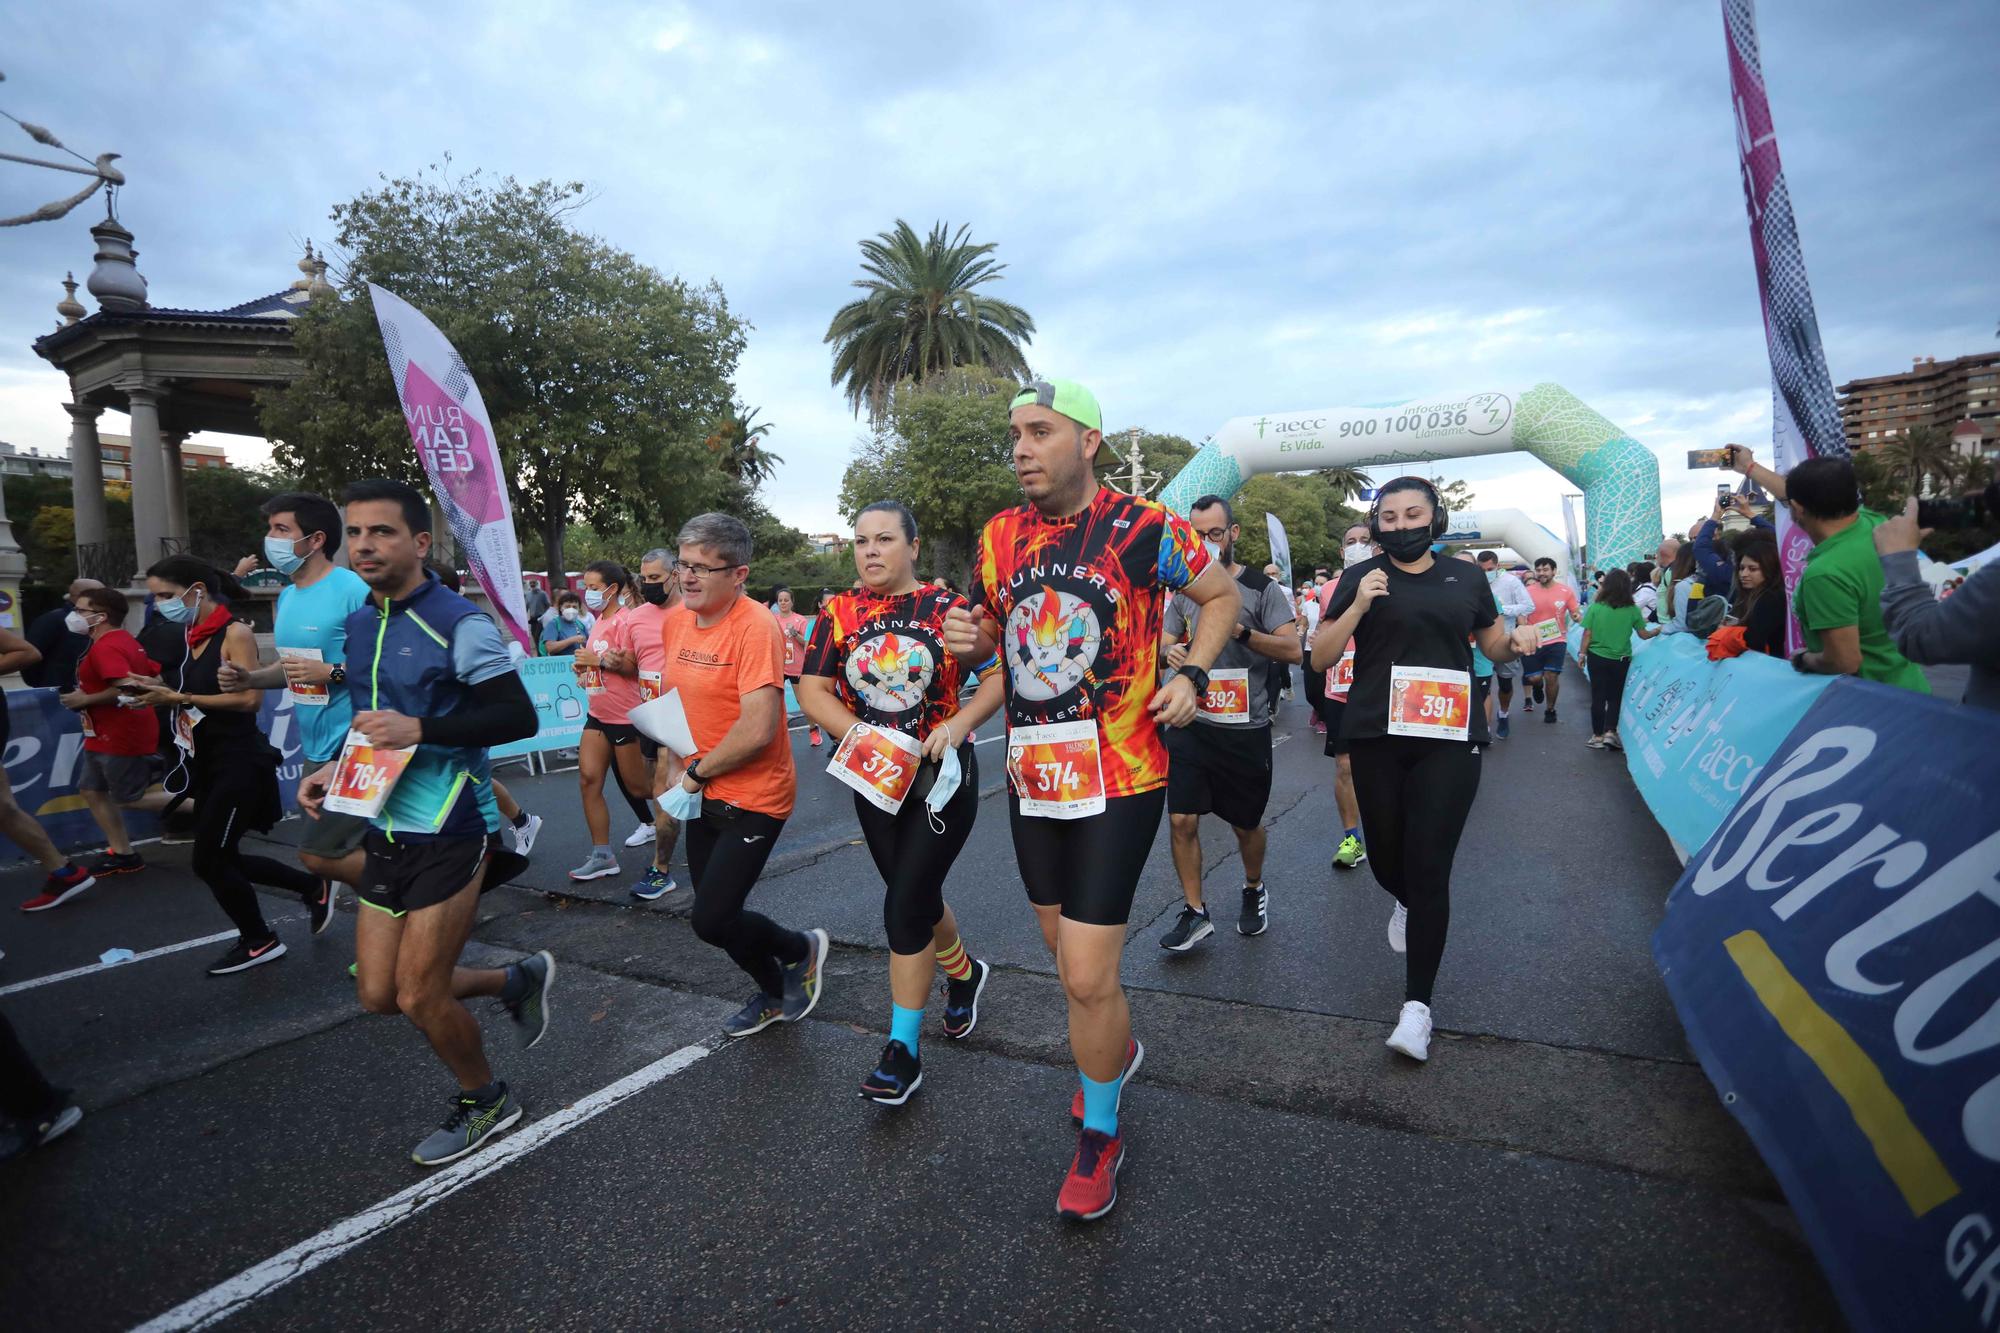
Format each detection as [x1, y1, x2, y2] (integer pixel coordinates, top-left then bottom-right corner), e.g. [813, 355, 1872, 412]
[1266, 660, 1287, 712]
[854, 745, 978, 954]
[1301, 646, 1326, 716]
[1588, 655, 1631, 734]
[194, 777, 318, 943]
[1347, 735, 1482, 1006]
[687, 802, 807, 998]
[0, 1010, 62, 1120]
[609, 749, 655, 826]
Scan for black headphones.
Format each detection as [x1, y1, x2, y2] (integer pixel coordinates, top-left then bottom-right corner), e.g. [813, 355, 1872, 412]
[1367, 476, 1450, 541]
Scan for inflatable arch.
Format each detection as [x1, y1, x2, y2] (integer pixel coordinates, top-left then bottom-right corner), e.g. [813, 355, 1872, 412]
[1438, 508, 1571, 573]
[1157, 384, 1662, 572]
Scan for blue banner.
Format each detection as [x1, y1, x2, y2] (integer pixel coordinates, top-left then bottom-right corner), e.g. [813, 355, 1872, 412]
[1617, 633, 1832, 855]
[490, 656, 589, 760]
[1653, 678, 2000, 1333]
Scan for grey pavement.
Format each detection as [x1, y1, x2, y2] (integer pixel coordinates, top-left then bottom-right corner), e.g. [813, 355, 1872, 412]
[0, 695, 1839, 1331]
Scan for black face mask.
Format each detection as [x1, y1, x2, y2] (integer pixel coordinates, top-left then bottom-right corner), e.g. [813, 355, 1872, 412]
[1375, 527, 1434, 563]
[640, 582, 669, 606]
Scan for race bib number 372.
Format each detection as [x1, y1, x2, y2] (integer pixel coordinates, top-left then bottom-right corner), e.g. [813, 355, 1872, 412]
[1007, 719, 1107, 820]
[1386, 665, 1471, 742]
[826, 722, 921, 814]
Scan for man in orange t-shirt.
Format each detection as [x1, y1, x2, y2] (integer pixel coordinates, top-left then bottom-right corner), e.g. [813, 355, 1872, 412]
[660, 512, 827, 1039]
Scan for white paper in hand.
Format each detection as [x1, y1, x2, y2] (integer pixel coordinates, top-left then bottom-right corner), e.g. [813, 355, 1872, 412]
[629, 689, 697, 757]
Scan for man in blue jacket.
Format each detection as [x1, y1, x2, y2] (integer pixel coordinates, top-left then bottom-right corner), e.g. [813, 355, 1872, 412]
[300, 478, 553, 1167]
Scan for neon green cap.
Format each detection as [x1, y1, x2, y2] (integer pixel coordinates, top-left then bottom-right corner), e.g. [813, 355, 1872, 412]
[1010, 378, 1102, 433]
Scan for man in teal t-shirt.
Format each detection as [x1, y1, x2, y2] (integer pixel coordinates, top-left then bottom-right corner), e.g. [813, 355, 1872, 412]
[222, 492, 374, 896]
[1730, 449, 1929, 692]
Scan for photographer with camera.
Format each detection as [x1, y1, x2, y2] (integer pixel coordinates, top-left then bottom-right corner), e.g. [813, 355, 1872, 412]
[1727, 446, 1929, 692]
[1874, 486, 2000, 713]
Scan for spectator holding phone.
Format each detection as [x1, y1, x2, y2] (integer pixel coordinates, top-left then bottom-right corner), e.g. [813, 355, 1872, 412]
[1874, 497, 1999, 712]
[1728, 447, 1928, 691]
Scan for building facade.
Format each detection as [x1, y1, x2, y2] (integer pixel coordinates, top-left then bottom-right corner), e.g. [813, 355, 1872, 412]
[1835, 351, 2000, 458]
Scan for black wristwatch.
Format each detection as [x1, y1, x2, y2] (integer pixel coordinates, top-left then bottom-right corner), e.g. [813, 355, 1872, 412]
[329, 665, 346, 687]
[1176, 664, 1211, 696]
[685, 757, 710, 786]
[1789, 650, 1810, 675]
[1232, 622, 1249, 642]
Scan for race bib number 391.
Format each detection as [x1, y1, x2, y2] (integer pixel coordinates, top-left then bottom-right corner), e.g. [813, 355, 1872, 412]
[1387, 665, 1471, 742]
[1007, 719, 1107, 820]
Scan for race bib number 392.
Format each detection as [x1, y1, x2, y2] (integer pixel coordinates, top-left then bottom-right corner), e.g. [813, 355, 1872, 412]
[1007, 719, 1107, 820]
[1386, 665, 1471, 742]
[1197, 667, 1251, 724]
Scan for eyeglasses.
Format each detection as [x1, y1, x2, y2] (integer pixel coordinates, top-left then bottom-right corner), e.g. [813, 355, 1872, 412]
[671, 559, 741, 579]
[1191, 526, 1231, 543]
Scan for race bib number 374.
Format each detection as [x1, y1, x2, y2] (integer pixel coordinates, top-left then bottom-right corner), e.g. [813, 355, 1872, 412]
[1007, 719, 1107, 820]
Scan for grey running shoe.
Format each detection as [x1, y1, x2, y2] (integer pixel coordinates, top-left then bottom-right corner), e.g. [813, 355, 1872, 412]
[568, 850, 619, 881]
[781, 928, 830, 1022]
[1159, 906, 1214, 953]
[505, 951, 556, 1049]
[724, 992, 784, 1037]
[411, 1085, 522, 1167]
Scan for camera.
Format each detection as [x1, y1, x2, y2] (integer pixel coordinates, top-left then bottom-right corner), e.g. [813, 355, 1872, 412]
[1917, 480, 2000, 531]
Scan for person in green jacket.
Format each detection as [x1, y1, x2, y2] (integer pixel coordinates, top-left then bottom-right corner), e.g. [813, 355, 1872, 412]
[1578, 569, 1657, 750]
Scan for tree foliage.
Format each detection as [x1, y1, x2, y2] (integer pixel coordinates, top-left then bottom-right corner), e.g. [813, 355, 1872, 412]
[257, 162, 748, 583]
[825, 220, 1035, 425]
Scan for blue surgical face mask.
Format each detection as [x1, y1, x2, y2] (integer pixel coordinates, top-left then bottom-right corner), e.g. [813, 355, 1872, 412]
[924, 741, 963, 834]
[264, 533, 314, 576]
[156, 588, 199, 624]
[658, 783, 702, 821]
[583, 588, 607, 611]
[1485, 569, 1499, 585]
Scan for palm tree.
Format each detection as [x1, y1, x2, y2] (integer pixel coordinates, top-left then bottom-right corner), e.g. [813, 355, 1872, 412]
[824, 220, 1035, 424]
[1880, 423, 1955, 494]
[1315, 466, 1372, 504]
[706, 403, 782, 487]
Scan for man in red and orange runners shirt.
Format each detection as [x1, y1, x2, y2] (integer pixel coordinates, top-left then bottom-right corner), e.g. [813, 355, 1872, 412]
[944, 377, 1239, 1221]
[1315, 522, 1375, 871]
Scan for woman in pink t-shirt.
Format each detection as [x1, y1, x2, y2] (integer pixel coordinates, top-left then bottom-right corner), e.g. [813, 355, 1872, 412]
[568, 560, 657, 882]
[771, 585, 816, 746]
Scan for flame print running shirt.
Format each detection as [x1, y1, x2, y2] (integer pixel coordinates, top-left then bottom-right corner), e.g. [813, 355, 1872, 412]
[801, 586, 996, 740]
[972, 487, 1210, 798]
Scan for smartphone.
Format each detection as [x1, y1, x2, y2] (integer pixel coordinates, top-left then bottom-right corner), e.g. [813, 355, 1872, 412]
[1687, 447, 1732, 470]
[1716, 483, 1735, 501]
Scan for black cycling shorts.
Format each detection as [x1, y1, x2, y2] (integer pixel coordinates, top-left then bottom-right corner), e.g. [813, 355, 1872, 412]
[1164, 722, 1272, 829]
[585, 715, 642, 746]
[358, 830, 489, 917]
[1008, 787, 1166, 927]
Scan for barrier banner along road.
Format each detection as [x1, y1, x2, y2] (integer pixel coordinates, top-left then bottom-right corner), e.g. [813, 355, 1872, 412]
[1617, 633, 1830, 857]
[1654, 678, 2000, 1333]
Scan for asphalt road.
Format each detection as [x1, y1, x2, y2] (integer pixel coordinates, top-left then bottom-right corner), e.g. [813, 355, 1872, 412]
[0, 693, 1840, 1331]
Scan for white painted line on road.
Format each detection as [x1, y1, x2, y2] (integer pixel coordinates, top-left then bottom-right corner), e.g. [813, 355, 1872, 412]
[132, 1035, 727, 1332]
[0, 929, 238, 997]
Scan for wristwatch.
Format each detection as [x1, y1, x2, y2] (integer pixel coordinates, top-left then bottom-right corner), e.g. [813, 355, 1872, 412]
[1232, 622, 1249, 642]
[1176, 664, 1211, 696]
[329, 665, 346, 687]
[685, 757, 710, 786]
[1789, 650, 1810, 674]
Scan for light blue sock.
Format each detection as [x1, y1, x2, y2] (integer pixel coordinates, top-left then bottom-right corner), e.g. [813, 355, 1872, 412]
[592, 844, 612, 858]
[1080, 1070, 1121, 1136]
[890, 1003, 923, 1057]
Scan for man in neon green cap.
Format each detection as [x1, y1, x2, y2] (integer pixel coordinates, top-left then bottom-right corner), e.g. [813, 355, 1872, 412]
[944, 376, 1241, 1219]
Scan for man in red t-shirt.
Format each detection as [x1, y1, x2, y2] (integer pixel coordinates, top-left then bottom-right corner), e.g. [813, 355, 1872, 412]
[58, 586, 161, 878]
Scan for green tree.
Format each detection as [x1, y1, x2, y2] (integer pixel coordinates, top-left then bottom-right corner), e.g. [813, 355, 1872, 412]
[258, 162, 748, 585]
[182, 466, 303, 570]
[837, 367, 1020, 585]
[825, 220, 1035, 425]
[705, 402, 782, 487]
[1880, 424, 1957, 494]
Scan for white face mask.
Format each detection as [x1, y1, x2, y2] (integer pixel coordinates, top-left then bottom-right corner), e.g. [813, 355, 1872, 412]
[65, 609, 95, 635]
[1342, 542, 1373, 567]
[1202, 540, 1222, 565]
[924, 742, 963, 835]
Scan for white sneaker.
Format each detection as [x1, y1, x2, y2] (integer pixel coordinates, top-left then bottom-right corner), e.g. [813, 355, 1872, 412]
[1387, 902, 1407, 954]
[513, 813, 544, 856]
[624, 823, 657, 848]
[1386, 1001, 1433, 1061]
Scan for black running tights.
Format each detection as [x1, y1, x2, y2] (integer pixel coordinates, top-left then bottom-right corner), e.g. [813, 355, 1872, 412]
[1588, 654, 1632, 735]
[686, 803, 806, 998]
[194, 790, 319, 943]
[0, 1010, 61, 1119]
[1346, 735, 1482, 1006]
[854, 746, 978, 954]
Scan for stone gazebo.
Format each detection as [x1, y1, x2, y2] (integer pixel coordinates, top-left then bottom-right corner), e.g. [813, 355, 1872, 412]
[32, 205, 329, 585]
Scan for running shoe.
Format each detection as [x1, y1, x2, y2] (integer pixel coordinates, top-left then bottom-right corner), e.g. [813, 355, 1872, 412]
[724, 993, 784, 1038]
[942, 957, 989, 1039]
[504, 950, 557, 1049]
[1237, 883, 1269, 937]
[568, 850, 619, 881]
[85, 851, 144, 877]
[1605, 731, 1623, 751]
[0, 1100, 83, 1162]
[1332, 834, 1367, 870]
[1387, 1000, 1434, 1062]
[1586, 735, 1607, 750]
[206, 937, 287, 976]
[1544, 709, 1559, 724]
[411, 1084, 522, 1167]
[1057, 1128, 1127, 1221]
[808, 725, 824, 748]
[781, 927, 829, 1022]
[1387, 902, 1407, 954]
[19, 864, 94, 912]
[159, 813, 197, 845]
[1070, 1037, 1145, 1124]
[858, 1039, 923, 1105]
[306, 878, 338, 935]
[1159, 905, 1214, 953]
[1495, 713, 1510, 739]
[630, 866, 676, 901]
[513, 812, 544, 856]
[623, 822, 657, 848]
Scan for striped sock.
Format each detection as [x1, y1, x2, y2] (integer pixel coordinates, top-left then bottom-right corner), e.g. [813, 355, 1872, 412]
[935, 936, 974, 981]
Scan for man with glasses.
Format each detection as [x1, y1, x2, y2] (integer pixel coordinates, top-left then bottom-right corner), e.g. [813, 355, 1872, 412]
[1158, 494, 1301, 951]
[659, 514, 829, 1038]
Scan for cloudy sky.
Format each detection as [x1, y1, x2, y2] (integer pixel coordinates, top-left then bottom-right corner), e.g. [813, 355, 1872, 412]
[2, 1, 1993, 548]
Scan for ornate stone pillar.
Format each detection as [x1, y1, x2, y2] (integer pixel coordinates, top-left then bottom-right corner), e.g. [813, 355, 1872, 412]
[64, 401, 108, 550]
[125, 384, 171, 575]
[162, 431, 190, 548]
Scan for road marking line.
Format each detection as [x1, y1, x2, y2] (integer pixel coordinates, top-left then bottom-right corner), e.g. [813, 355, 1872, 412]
[132, 1035, 725, 1332]
[0, 930, 238, 997]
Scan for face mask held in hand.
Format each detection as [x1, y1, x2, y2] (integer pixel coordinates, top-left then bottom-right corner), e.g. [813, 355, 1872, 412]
[923, 741, 962, 834]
